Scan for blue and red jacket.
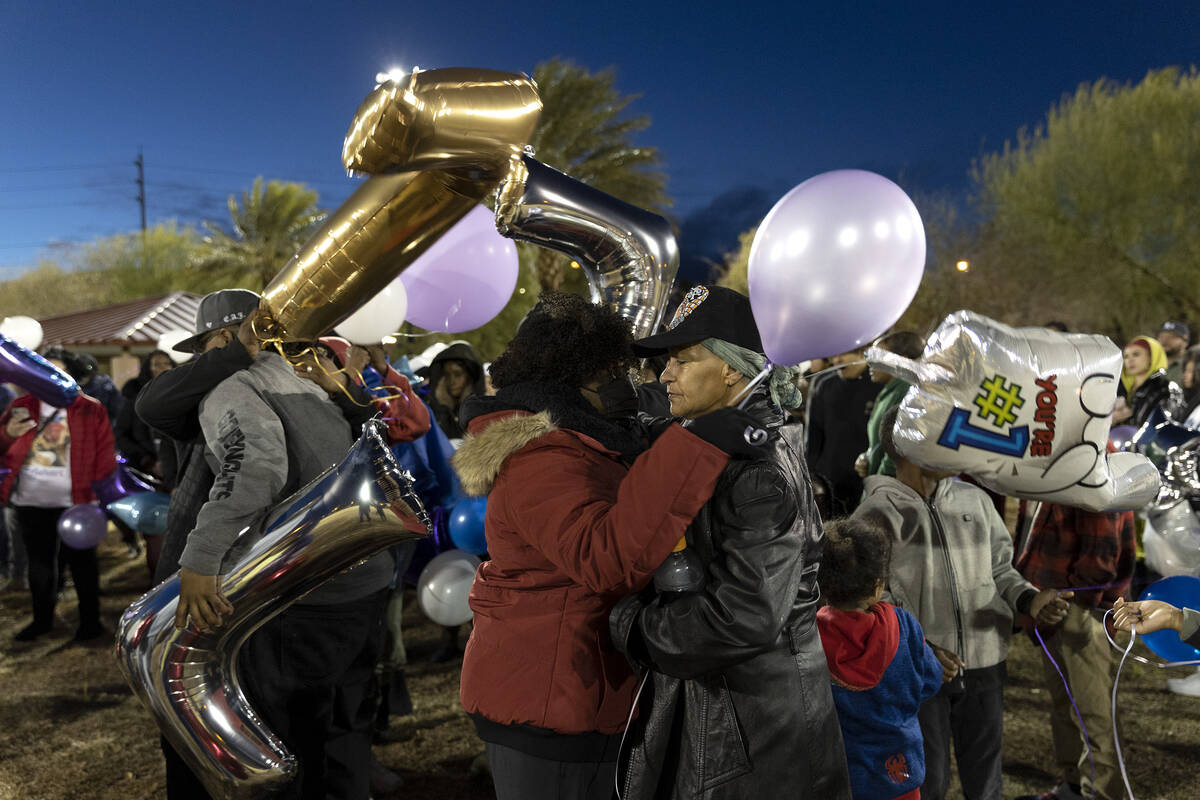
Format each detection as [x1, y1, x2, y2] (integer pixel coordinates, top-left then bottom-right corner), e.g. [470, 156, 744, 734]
[817, 601, 943, 800]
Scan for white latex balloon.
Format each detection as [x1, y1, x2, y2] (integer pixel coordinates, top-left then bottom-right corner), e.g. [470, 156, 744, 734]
[335, 278, 408, 345]
[417, 549, 479, 626]
[0, 316, 43, 351]
[156, 329, 194, 363]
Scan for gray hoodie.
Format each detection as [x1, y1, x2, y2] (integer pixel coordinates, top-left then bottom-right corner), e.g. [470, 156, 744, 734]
[853, 475, 1036, 670]
[178, 350, 392, 604]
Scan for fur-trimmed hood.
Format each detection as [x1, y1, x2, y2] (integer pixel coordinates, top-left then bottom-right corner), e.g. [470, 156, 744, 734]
[452, 410, 557, 496]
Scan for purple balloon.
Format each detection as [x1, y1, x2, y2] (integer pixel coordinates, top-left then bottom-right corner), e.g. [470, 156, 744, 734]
[400, 205, 519, 333]
[58, 503, 109, 549]
[1109, 425, 1138, 450]
[0, 333, 79, 408]
[747, 170, 926, 365]
[93, 460, 154, 507]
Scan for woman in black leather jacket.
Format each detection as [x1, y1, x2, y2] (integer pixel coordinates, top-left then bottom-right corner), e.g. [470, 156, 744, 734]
[610, 286, 851, 800]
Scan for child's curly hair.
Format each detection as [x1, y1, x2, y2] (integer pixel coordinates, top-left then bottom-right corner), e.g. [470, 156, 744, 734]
[819, 518, 893, 606]
[489, 292, 636, 389]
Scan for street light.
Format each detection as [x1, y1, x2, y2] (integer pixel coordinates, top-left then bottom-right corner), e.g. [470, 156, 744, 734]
[956, 260, 970, 273]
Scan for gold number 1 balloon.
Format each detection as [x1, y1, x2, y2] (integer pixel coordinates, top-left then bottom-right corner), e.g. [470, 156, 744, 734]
[260, 68, 541, 343]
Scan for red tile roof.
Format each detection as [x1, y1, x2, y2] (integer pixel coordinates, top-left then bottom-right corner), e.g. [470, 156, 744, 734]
[39, 292, 201, 348]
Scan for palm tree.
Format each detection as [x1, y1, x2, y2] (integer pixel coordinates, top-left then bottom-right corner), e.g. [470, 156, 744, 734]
[194, 178, 326, 289]
[525, 58, 672, 291]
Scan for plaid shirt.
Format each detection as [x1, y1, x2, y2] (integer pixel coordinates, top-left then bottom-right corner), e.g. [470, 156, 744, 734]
[1014, 500, 1136, 608]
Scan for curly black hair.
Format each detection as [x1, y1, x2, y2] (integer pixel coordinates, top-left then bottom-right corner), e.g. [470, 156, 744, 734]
[489, 292, 635, 389]
[819, 517, 893, 606]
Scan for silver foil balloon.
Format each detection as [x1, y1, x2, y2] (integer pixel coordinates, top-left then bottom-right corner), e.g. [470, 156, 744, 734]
[866, 310, 1160, 512]
[494, 154, 679, 339]
[116, 421, 429, 799]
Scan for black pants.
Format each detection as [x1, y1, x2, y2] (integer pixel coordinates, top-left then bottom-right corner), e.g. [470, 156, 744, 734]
[918, 665, 1005, 800]
[12, 505, 99, 630]
[239, 590, 388, 800]
[486, 742, 616, 800]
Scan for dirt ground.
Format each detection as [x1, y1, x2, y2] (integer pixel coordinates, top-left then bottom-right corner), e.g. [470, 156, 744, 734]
[1, 531, 1198, 800]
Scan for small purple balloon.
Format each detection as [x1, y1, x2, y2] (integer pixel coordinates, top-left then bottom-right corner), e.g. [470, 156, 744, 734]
[0, 333, 79, 408]
[1109, 425, 1138, 450]
[748, 170, 926, 365]
[400, 205, 519, 333]
[59, 503, 109, 550]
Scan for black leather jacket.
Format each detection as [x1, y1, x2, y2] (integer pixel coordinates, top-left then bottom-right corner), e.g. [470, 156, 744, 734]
[610, 393, 851, 800]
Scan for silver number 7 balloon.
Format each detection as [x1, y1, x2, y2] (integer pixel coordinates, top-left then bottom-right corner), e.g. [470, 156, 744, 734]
[495, 153, 679, 339]
[116, 421, 429, 799]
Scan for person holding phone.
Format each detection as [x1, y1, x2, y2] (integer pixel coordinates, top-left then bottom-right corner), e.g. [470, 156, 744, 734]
[0, 352, 117, 642]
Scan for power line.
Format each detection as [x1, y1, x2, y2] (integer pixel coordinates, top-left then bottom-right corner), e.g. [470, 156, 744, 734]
[0, 181, 130, 193]
[0, 163, 126, 173]
[0, 199, 132, 211]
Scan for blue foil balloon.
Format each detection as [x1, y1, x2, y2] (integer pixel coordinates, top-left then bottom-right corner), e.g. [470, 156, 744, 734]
[107, 491, 171, 535]
[448, 496, 488, 555]
[0, 333, 79, 408]
[1138, 575, 1200, 662]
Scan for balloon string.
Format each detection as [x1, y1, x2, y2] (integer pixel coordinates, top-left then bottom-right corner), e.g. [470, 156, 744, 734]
[733, 363, 773, 409]
[614, 670, 649, 800]
[1035, 625, 1096, 800]
[1102, 608, 1200, 800]
[1112, 625, 1137, 800]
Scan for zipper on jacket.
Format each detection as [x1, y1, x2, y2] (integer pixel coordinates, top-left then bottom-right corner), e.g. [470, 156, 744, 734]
[927, 488, 967, 662]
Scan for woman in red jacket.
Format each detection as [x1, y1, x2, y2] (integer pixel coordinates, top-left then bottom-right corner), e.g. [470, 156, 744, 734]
[450, 293, 764, 800]
[0, 354, 117, 642]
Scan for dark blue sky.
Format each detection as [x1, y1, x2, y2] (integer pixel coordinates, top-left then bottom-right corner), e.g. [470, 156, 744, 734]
[1, 1, 1196, 277]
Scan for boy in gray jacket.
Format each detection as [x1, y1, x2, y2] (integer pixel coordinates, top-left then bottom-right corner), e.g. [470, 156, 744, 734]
[172, 292, 393, 800]
[853, 407, 1069, 800]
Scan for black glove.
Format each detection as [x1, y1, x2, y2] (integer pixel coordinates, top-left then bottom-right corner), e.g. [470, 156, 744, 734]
[684, 407, 772, 458]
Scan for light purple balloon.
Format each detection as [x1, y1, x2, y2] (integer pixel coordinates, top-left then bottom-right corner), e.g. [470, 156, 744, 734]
[58, 503, 108, 550]
[400, 205, 519, 333]
[747, 170, 926, 365]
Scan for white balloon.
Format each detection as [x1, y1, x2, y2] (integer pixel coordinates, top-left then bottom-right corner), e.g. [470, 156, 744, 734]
[335, 278, 408, 345]
[156, 329, 194, 363]
[0, 316, 43, 351]
[417, 549, 480, 626]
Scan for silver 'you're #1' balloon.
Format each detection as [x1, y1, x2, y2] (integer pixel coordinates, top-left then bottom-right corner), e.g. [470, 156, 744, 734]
[866, 310, 1160, 512]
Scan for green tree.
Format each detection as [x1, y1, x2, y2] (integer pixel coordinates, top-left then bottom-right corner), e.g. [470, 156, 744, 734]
[193, 177, 326, 290]
[525, 58, 671, 292]
[0, 223, 206, 319]
[973, 66, 1200, 339]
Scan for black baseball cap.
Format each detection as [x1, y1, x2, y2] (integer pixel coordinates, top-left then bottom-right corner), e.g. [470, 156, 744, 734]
[174, 289, 262, 354]
[1159, 320, 1191, 342]
[632, 285, 763, 356]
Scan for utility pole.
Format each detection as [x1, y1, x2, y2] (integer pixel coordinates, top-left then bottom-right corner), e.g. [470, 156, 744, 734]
[135, 148, 147, 267]
[135, 148, 146, 233]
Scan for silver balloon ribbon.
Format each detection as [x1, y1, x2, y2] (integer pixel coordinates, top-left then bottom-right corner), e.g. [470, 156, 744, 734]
[495, 154, 679, 339]
[865, 310, 1161, 512]
[116, 421, 429, 799]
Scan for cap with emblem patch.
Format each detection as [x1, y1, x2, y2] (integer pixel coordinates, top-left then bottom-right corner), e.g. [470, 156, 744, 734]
[632, 285, 763, 356]
[173, 289, 262, 354]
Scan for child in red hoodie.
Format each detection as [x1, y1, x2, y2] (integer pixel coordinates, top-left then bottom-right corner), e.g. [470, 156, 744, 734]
[817, 518, 945, 800]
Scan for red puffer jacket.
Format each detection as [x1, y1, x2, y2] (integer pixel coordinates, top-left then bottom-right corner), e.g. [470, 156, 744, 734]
[0, 393, 117, 505]
[452, 409, 728, 735]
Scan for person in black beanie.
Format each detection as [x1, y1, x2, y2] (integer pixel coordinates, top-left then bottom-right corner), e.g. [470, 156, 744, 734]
[610, 285, 851, 800]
